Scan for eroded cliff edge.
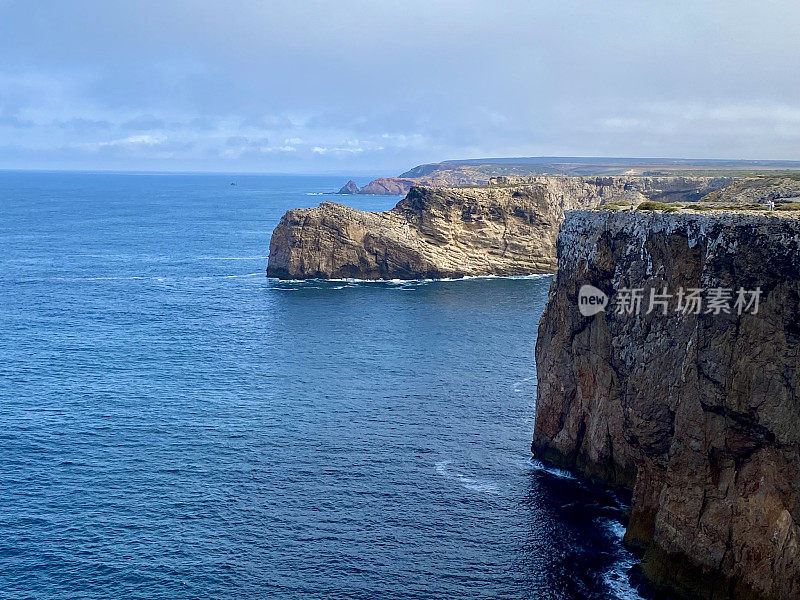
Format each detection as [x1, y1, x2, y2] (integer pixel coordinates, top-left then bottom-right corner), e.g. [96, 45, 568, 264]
[267, 175, 732, 279]
[533, 209, 800, 599]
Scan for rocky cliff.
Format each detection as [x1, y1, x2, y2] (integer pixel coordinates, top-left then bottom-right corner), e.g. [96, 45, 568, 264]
[358, 177, 417, 195]
[702, 177, 800, 204]
[337, 180, 360, 194]
[533, 209, 800, 599]
[343, 157, 800, 196]
[267, 176, 733, 279]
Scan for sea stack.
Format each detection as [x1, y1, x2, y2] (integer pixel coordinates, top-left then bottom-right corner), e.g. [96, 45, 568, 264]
[337, 180, 360, 194]
[533, 208, 800, 599]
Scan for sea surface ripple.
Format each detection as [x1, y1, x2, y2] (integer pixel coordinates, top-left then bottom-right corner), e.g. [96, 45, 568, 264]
[0, 172, 645, 600]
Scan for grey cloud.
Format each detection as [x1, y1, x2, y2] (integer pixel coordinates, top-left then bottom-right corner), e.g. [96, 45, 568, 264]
[122, 115, 167, 131]
[54, 118, 113, 132]
[0, 109, 35, 128]
[239, 115, 296, 131]
[0, 0, 799, 171]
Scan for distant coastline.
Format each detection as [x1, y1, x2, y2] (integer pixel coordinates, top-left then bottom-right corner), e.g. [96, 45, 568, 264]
[335, 156, 800, 196]
[271, 171, 800, 280]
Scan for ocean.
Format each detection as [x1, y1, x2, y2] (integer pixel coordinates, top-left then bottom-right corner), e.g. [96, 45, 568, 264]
[0, 172, 644, 599]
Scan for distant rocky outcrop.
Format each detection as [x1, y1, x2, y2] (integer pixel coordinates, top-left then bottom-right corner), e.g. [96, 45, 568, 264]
[267, 175, 732, 280]
[534, 209, 800, 600]
[342, 157, 800, 196]
[337, 180, 360, 194]
[702, 176, 800, 204]
[358, 177, 416, 195]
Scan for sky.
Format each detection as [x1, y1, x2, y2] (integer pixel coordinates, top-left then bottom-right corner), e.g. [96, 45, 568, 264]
[1, 0, 799, 173]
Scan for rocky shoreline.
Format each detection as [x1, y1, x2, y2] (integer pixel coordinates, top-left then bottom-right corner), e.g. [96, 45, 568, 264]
[533, 209, 800, 600]
[268, 174, 800, 599]
[335, 158, 800, 196]
[267, 175, 735, 280]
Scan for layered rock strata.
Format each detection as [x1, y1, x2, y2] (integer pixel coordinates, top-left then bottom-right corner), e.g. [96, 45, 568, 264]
[533, 209, 800, 599]
[267, 176, 731, 279]
[345, 158, 800, 196]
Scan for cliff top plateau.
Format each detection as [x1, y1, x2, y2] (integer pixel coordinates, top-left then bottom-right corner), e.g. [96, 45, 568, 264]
[268, 175, 800, 280]
[339, 157, 800, 196]
[534, 208, 800, 600]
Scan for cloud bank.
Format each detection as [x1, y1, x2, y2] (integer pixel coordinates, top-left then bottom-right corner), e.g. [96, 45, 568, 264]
[1, 0, 799, 172]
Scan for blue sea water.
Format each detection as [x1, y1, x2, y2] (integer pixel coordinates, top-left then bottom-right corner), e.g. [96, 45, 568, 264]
[0, 172, 644, 600]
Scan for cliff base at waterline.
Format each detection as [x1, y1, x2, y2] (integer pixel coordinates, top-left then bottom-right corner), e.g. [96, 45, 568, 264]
[533, 209, 800, 600]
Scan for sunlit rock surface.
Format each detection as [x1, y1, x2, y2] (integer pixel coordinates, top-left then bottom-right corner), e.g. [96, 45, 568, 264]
[267, 176, 731, 279]
[534, 209, 800, 600]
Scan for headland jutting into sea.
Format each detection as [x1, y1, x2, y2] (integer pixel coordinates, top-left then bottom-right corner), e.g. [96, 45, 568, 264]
[268, 160, 800, 600]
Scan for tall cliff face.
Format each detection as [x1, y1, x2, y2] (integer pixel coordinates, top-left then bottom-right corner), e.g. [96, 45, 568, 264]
[267, 176, 731, 280]
[533, 209, 800, 599]
[268, 181, 577, 278]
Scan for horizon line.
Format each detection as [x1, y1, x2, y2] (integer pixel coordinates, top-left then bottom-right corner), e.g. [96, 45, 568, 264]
[4, 153, 800, 177]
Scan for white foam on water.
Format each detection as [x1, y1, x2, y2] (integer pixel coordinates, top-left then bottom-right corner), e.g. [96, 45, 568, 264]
[599, 517, 626, 540]
[198, 256, 268, 260]
[526, 459, 644, 599]
[528, 458, 576, 480]
[608, 490, 632, 512]
[603, 558, 643, 600]
[597, 517, 647, 600]
[195, 273, 263, 280]
[434, 459, 502, 496]
[512, 376, 535, 393]
[50, 273, 265, 282]
[58, 276, 147, 281]
[268, 273, 552, 285]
